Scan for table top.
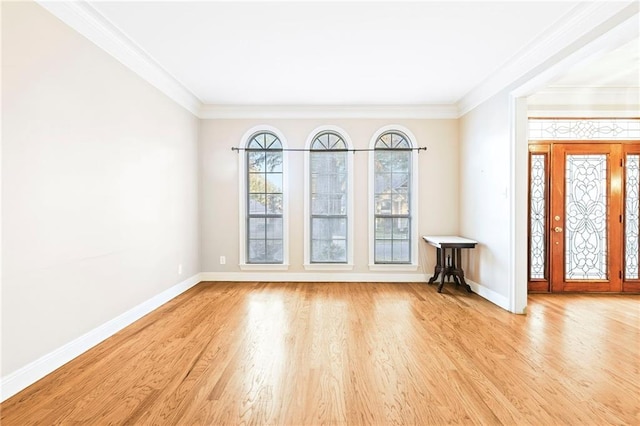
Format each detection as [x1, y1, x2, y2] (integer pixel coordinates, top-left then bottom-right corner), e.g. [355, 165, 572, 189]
[422, 235, 478, 248]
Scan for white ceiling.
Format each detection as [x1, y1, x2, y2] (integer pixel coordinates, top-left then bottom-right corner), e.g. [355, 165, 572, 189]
[88, 1, 585, 106]
[545, 38, 640, 88]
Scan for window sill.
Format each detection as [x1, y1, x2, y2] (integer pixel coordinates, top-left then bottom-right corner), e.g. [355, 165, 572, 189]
[368, 264, 419, 272]
[303, 263, 354, 271]
[240, 264, 289, 271]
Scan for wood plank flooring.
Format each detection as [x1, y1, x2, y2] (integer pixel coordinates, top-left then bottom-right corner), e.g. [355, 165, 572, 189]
[2, 282, 639, 425]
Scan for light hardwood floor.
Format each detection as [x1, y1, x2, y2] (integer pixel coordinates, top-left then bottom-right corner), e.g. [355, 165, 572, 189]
[2, 282, 639, 425]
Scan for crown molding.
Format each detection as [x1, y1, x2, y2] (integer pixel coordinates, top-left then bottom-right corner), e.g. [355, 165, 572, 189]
[36, 0, 202, 116]
[198, 104, 459, 119]
[457, 1, 639, 117]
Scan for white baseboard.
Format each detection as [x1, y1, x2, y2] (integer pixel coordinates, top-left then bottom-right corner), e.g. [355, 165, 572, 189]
[465, 278, 511, 311]
[199, 271, 430, 283]
[0, 273, 201, 402]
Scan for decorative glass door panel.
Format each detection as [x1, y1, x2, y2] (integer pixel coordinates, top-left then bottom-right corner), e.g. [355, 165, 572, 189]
[528, 145, 550, 292]
[564, 154, 608, 280]
[550, 144, 623, 292]
[623, 146, 640, 292]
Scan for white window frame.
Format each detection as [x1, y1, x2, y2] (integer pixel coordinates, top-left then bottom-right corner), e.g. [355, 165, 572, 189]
[304, 126, 354, 270]
[238, 125, 289, 270]
[368, 125, 419, 271]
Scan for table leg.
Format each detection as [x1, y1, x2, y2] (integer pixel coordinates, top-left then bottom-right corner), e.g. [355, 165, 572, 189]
[455, 248, 472, 293]
[428, 247, 441, 284]
[437, 247, 447, 293]
[451, 249, 460, 286]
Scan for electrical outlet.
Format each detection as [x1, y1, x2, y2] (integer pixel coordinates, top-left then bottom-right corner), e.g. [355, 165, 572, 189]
[178, 264, 183, 275]
[220, 256, 226, 265]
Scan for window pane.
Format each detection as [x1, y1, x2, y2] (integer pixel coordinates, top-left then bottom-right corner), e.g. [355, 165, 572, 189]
[249, 194, 266, 214]
[392, 191, 409, 215]
[266, 217, 283, 239]
[249, 173, 265, 194]
[393, 152, 409, 172]
[375, 173, 391, 194]
[375, 240, 392, 263]
[392, 241, 410, 262]
[266, 173, 282, 193]
[328, 194, 346, 215]
[375, 217, 392, 239]
[312, 217, 346, 240]
[249, 218, 265, 239]
[375, 194, 392, 215]
[248, 152, 265, 172]
[265, 240, 283, 263]
[311, 239, 346, 263]
[393, 218, 410, 239]
[266, 194, 282, 214]
[375, 151, 393, 172]
[266, 152, 282, 172]
[248, 240, 266, 263]
[311, 194, 328, 215]
[392, 173, 409, 191]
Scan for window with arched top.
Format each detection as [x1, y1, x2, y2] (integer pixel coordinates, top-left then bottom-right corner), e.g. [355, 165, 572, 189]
[245, 131, 284, 264]
[309, 131, 349, 263]
[372, 130, 413, 264]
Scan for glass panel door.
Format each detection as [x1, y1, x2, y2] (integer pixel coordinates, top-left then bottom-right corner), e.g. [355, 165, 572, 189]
[550, 143, 623, 292]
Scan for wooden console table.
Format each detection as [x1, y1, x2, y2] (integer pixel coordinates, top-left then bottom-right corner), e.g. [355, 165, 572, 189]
[422, 236, 478, 293]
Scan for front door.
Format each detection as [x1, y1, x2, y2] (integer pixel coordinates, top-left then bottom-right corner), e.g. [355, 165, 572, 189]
[528, 142, 640, 293]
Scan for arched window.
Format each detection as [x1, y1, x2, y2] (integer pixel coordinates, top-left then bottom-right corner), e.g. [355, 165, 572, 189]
[372, 130, 414, 264]
[245, 131, 284, 264]
[309, 131, 349, 263]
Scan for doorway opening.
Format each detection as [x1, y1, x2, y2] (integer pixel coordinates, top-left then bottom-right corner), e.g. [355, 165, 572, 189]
[527, 118, 640, 293]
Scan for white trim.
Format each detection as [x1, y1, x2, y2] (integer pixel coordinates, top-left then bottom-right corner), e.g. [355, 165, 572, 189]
[465, 279, 511, 312]
[457, 1, 639, 116]
[199, 104, 459, 119]
[36, 1, 201, 116]
[303, 264, 354, 271]
[238, 126, 290, 267]
[303, 126, 354, 266]
[509, 96, 529, 315]
[368, 125, 420, 268]
[239, 264, 289, 271]
[200, 271, 429, 283]
[0, 273, 201, 402]
[368, 264, 419, 272]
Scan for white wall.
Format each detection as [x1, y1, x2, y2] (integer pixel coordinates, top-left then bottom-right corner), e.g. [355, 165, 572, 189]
[1, 2, 199, 377]
[459, 91, 513, 306]
[200, 118, 459, 278]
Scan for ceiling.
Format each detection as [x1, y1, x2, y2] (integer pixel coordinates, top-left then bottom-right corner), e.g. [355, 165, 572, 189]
[39, 1, 638, 116]
[87, 1, 587, 106]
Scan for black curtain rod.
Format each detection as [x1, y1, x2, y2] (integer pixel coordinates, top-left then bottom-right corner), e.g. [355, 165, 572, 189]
[231, 147, 427, 153]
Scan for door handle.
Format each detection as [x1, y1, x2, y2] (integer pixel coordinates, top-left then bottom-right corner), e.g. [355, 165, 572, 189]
[554, 226, 563, 233]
